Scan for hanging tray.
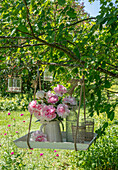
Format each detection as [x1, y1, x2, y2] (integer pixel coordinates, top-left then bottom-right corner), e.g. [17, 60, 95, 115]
[13, 132, 97, 150]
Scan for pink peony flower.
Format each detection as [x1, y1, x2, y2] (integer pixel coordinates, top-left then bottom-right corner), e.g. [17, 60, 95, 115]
[30, 130, 47, 142]
[46, 91, 54, 98]
[27, 84, 76, 122]
[4, 133, 7, 135]
[8, 124, 11, 127]
[11, 152, 14, 155]
[40, 153, 43, 156]
[48, 95, 59, 104]
[57, 104, 70, 118]
[35, 104, 43, 110]
[16, 131, 18, 133]
[56, 154, 59, 157]
[23, 121, 25, 122]
[13, 118, 15, 120]
[34, 104, 43, 120]
[28, 100, 37, 114]
[30, 100, 37, 108]
[63, 96, 76, 105]
[20, 114, 24, 116]
[8, 113, 11, 115]
[54, 150, 57, 152]
[54, 84, 67, 96]
[41, 105, 56, 121]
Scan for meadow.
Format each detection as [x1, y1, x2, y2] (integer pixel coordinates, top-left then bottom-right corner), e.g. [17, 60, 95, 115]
[0, 97, 118, 170]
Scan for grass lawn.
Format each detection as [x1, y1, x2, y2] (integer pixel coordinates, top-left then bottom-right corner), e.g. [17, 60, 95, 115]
[0, 109, 118, 170]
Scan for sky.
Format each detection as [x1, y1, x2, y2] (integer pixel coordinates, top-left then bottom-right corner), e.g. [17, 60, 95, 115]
[80, 0, 116, 17]
[80, 0, 101, 17]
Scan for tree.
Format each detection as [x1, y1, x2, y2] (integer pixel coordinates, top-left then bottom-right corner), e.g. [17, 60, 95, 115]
[0, 0, 118, 134]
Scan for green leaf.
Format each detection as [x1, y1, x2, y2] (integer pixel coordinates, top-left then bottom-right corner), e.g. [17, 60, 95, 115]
[59, 23, 64, 31]
[58, 0, 65, 5]
[17, 24, 28, 33]
[74, 47, 80, 59]
[97, 109, 99, 116]
[91, 36, 94, 42]
[107, 17, 117, 25]
[89, 112, 94, 117]
[67, 8, 76, 18]
[49, 65, 55, 72]
[103, 122, 108, 129]
[72, 68, 78, 74]
[105, 80, 111, 88]
[10, 28, 16, 36]
[101, 61, 106, 68]
[109, 111, 114, 121]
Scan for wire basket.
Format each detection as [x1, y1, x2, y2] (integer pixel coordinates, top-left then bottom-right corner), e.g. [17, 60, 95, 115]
[71, 119, 94, 143]
[84, 119, 94, 141]
[72, 122, 86, 143]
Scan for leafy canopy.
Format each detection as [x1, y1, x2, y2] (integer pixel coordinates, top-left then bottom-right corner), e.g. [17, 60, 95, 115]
[0, 0, 118, 134]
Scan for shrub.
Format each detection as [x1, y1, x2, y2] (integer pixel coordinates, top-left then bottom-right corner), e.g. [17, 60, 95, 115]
[0, 94, 32, 111]
[72, 126, 118, 170]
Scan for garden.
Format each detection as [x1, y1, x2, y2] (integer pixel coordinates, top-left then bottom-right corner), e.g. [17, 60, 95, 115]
[0, 0, 118, 169]
[0, 102, 118, 169]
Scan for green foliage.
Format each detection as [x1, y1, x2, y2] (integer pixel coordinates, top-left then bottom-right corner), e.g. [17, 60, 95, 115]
[1, 148, 26, 170]
[0, 94, 31, 111]
[77, 127, 118, 170]
[0, 0, 118, 133]
[58, 0, 65, 5]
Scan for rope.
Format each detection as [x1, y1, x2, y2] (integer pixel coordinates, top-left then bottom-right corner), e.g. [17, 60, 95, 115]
[83, 75, 86, 121]
[27, 114, 33, 149]
[39, 73, 41, 90]
[27, 66, 42, 149]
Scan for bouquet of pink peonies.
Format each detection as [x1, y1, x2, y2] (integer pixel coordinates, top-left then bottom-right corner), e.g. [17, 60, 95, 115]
[28, 84, 76, 123]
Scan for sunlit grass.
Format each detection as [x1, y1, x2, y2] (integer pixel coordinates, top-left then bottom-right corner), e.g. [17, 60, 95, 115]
[0, 107, 117, 169]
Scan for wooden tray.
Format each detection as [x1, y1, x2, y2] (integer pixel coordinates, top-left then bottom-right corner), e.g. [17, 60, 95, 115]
[13, 132, 97, 150]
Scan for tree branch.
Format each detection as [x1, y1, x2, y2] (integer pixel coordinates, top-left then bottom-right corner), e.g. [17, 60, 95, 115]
[107, 89, 118, 94]
[38, 17, 96, 36]
[23, 0, 35, 36]
[21, 0, 82, 63]
[97, 67, 118, 78]
[37, 60, 84, 68]
[0, 43, 45, 49]
[65, 17, 96, 28]
[0, 36, 33, 40]
[55, 42, 77, 58]
[106, 62, 118, 71]
[16, 29, 33, 36]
